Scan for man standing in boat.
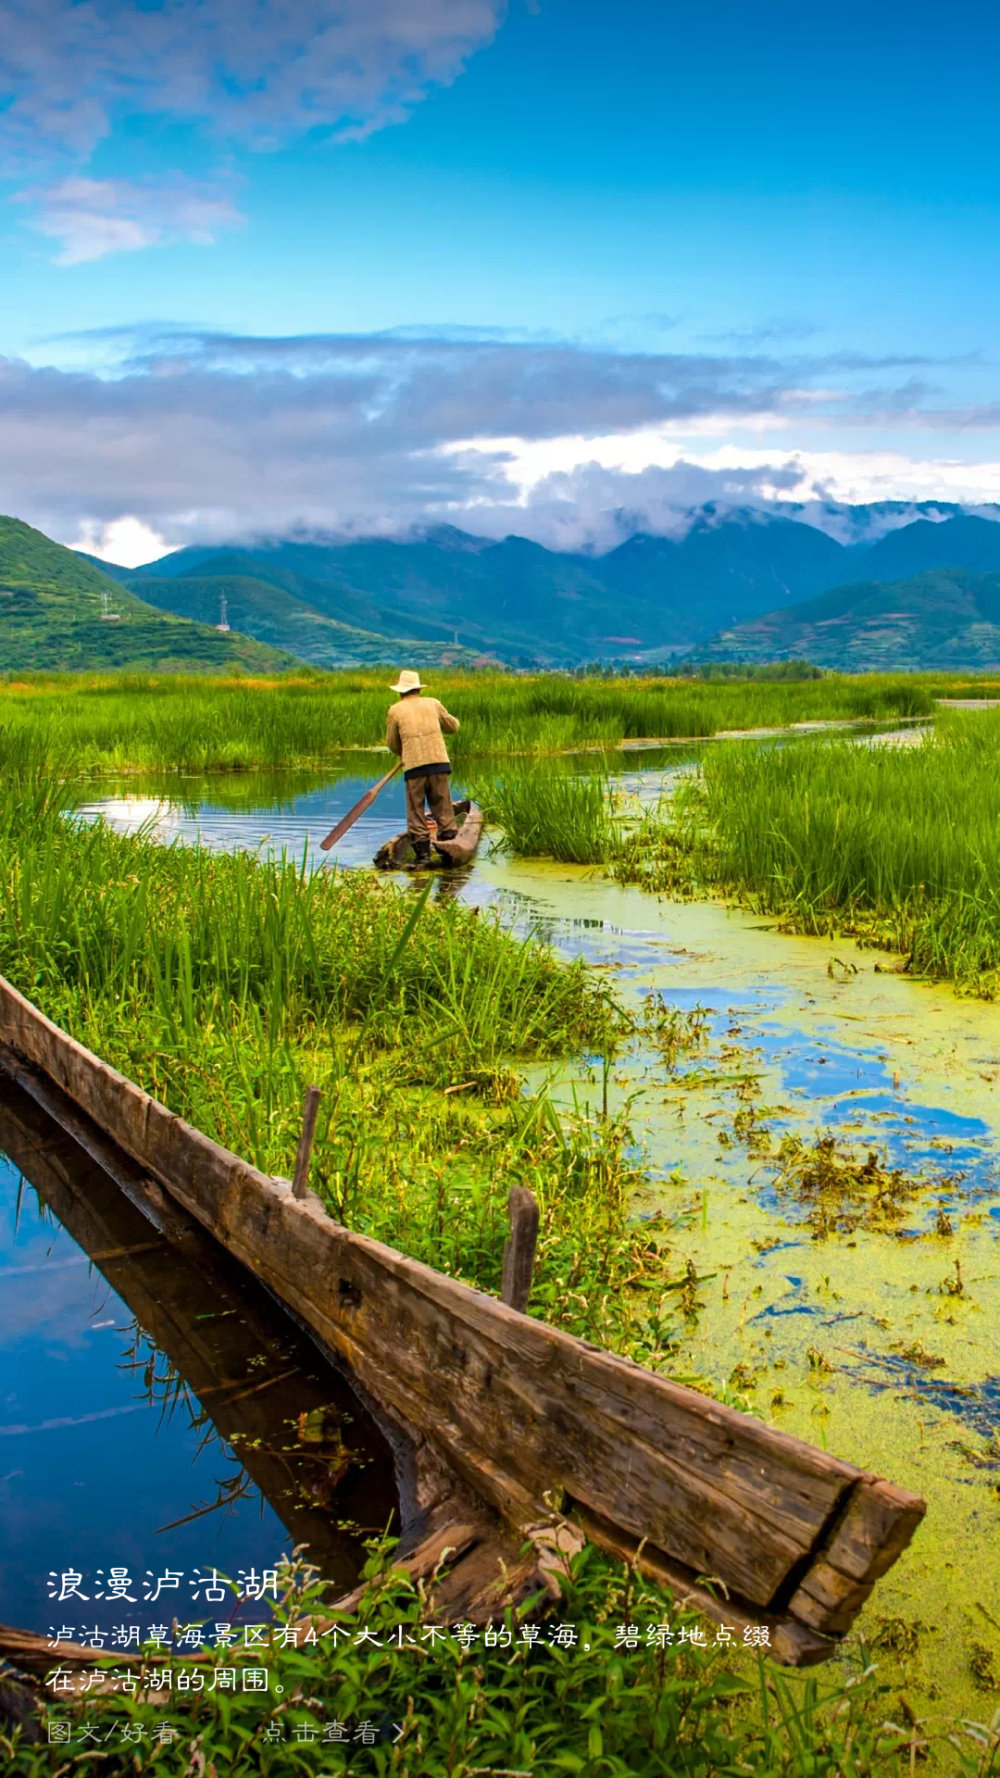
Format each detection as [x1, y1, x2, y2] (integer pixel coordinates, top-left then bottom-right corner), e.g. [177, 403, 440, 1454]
[386, 670, 460, 866]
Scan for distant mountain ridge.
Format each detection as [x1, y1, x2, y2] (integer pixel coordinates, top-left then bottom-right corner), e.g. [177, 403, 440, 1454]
[100, 505, 1000, 668]
[700, 568, 1000, 672]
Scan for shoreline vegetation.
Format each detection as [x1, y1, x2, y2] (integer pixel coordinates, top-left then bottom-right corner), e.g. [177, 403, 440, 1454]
[609, 706, 1000, 998]
[10, 1541, 971, 1778]
[437, 690, 1000, 1002]
[4, 675, 1000, 1771]
[0, 668, 941, 776]
[0, 762, 681, 1370]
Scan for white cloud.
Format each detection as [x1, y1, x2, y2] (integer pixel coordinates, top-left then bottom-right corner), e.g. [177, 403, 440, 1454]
[70, 515, 178, 569]
[15, 175, 244, 264]
[0, 0, 506, 167]
[2, 326, 1000, 555]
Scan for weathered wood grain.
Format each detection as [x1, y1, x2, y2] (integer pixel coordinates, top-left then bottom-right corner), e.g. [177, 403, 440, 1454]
[433, 805, 483, 866]
[292, 1084, 322, 1199]
[0, 972, 926, 1659]
[570, 1506, 837, 1669]
[785, 1476, 925, 1633]
[501, 1185, 539, 1312]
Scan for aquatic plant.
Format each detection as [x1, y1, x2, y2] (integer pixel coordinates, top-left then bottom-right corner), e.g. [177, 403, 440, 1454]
[771, 1133, 933, 1238]
[0, 768, 693, 1368]
[613, 708, 1000, 996]
[473, 764, 616, 862]
[0, 668, 936, 777]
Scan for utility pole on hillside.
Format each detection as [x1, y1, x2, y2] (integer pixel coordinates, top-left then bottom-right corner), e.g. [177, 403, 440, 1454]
[216, 594, 230, 632]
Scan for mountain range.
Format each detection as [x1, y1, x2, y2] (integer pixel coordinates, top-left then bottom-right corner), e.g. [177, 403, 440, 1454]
[7, 503, 1000, 674]
[103, 506, 1000, 668]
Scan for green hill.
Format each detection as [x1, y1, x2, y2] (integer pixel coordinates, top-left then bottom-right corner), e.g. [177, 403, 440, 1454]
[53, 507, 1000, 667]
[700, 569, 1000, 671]
[138, 535, 608, 663]
[856, 514, 1000, 582]
[130, 571, 489, 669]
[0, 518, 302, 673]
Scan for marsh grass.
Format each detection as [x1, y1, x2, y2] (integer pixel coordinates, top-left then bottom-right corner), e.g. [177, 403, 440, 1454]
[0, 768, 701, 1365]
[614, 710, 1000, 995]
[0, 669, 935, 776]
[473, 764, 616, 863]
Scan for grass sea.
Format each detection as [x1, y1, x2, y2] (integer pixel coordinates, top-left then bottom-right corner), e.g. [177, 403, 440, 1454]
[10, 685, 1000, 1771]
[0, 763, 690, 1366]
[614, 708, 1000, 994]
[0, 668, 935, 775]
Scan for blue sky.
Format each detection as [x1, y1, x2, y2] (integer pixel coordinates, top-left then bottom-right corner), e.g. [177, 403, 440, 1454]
[3, 0, 1000, 562]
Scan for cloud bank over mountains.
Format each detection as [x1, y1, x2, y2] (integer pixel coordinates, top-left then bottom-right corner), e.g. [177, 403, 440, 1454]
[4, 324, 1000, 560]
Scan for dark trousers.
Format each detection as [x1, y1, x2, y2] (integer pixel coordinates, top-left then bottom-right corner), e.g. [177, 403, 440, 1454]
[405, 771, 456, 842]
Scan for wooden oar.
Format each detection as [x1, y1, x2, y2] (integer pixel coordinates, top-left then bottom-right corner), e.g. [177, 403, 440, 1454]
[319, 762, 402, 851]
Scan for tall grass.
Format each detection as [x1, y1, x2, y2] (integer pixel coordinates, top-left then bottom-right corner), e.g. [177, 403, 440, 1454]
[0, 669, 935, 775]
[0, 766, 702, 1365]
[474, 764, 615, 862]
[0, 778, 614, 1091]
[616, 710, 1000, 994]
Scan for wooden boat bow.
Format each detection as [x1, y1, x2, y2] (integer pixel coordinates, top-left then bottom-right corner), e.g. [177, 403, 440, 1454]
[0, 972, 925, 1666]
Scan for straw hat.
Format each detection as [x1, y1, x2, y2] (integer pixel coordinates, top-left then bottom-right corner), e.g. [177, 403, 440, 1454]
[389, 669, 424, 694]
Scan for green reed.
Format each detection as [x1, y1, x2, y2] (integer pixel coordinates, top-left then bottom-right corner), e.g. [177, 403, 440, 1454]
[0, 778, 614, 1082]
[0, 668, 935, 775]
[473, 763, 616, 862]
[0, 766, 702, 1366]
[615, 710, 1000, 994]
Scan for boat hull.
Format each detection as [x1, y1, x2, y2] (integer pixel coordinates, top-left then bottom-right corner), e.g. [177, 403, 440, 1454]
[374, 799, 484, 870]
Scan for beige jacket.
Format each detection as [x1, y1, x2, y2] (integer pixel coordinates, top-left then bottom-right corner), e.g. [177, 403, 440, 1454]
[386, 694, 459, 773]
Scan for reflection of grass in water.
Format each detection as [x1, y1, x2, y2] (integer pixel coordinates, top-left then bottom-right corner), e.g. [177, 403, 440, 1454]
[0, 668, 935, 777]
[118, 1323, 261, 1537]
[613, 709, 1000, 997]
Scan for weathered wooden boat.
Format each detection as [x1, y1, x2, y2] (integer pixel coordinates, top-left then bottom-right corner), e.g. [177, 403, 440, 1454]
[0, 970, 925, 1670]
[374, 798, 484, 870]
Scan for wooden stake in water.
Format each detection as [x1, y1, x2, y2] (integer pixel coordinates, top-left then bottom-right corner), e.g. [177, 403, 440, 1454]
[501, 1184, 539, 1314]
[292, 1086, 322, 1200]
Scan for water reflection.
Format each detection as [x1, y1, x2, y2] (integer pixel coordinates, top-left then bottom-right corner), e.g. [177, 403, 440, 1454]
[0, 1077, 397, 1634]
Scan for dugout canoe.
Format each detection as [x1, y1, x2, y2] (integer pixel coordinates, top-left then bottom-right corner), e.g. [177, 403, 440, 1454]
[0, 970, 926, 1666]
[374, 798, 484, 871]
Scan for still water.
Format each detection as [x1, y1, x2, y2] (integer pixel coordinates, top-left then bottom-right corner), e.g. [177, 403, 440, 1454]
[0, 1076, 397, 1636]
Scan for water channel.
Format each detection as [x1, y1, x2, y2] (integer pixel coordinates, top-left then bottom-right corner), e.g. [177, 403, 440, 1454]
[4, 745, 999, 1715]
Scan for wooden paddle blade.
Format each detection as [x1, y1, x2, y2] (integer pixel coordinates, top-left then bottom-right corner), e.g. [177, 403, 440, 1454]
[319, 763, 401, 851]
